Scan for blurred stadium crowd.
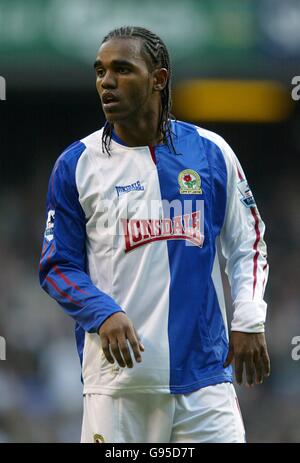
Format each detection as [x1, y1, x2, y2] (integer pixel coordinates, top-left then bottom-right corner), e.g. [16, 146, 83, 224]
[1, 0, 300, 442]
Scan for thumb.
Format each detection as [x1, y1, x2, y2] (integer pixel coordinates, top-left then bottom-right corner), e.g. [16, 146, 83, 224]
[223, 346, 234, 368]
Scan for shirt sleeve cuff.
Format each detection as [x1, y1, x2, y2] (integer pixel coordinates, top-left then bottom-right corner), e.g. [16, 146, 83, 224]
[231, 300, 267, 332]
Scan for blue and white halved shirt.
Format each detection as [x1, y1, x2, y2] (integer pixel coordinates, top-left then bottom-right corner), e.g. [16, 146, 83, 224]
[39, 120, 268, 395]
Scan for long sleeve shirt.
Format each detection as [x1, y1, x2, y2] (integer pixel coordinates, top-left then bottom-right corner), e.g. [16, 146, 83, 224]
[39, 120, 268, 395]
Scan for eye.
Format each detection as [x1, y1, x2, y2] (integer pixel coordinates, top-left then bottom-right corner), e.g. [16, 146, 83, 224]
[118, 67, 130, 74]
[96, 68, 105, 78]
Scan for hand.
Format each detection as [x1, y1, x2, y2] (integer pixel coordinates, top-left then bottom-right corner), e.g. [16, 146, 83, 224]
[223, 331, 270, 386]
[98, 312, 145, 368]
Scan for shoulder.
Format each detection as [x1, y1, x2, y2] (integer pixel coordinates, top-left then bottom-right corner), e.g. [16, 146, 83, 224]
[172, 119, 235, 168]
[53, 140, 86, 174]
[53, 128, 103, 174]
[80, 128, 103, 151]
[195, 126, 230, 152]
[174, 120, 231, 151]
[172, 120, 231, 150]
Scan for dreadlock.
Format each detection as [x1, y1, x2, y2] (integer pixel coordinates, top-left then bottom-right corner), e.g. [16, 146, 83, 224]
[100, 26, 176, 155]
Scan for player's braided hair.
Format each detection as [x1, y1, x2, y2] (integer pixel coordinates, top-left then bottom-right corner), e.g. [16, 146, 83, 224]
[100, 26, 176, 155]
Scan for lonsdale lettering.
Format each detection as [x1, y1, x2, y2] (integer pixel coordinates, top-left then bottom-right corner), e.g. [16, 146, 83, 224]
[121, 211, 204, 252]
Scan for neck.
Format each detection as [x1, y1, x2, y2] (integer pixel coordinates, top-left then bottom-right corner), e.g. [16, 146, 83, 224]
[112, 109, 164, 147]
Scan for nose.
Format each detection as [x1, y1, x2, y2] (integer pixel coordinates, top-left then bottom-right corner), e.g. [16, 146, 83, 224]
[101, 70, 117, 89]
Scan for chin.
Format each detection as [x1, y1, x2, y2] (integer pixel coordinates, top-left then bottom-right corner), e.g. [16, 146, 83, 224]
[104, 111, 127, 124]
[105, 114, 118, 124]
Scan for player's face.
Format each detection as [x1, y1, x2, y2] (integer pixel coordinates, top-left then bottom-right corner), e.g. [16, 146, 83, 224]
[95, 38, 155, 123]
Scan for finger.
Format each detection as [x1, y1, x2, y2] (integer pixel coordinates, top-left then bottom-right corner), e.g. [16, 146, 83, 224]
[127, 329, 143, 363]
[245, 353, 255, 386]
[133, 327, 145, 351]
[254, 351, 263, 384]
[101, 336, 114, 364]
[223, 348, 234, 368]
[235, 355, 244, 385]
[261, 347, 271, 377]
[117, 336, 134, 368]
[109, 341, 126, 368]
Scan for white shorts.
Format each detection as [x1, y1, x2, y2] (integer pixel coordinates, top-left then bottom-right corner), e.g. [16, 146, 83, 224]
[81, 382, 246, 443]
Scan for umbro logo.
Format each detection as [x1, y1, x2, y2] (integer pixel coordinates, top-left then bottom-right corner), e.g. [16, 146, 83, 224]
[115, 180, 144, 197]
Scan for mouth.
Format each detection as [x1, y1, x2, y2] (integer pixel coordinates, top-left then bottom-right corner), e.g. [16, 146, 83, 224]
[102, 93, 120, 111]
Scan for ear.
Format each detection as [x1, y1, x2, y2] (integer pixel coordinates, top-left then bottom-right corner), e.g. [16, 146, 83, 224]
[152, 68, 168, 92]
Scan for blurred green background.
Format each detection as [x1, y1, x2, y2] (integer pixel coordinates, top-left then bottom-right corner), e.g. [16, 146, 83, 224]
[1, 0, 300, 442]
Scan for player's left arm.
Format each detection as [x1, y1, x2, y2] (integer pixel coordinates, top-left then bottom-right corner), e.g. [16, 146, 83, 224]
[218, 139, 270, 386]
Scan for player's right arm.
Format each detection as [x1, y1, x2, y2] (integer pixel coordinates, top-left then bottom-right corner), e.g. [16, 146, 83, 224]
[39, 142, 143, 367]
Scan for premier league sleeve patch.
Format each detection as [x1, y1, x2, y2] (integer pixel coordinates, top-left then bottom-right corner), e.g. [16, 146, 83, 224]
[237, 180, 256, 208]
[44, 210, 55, 241]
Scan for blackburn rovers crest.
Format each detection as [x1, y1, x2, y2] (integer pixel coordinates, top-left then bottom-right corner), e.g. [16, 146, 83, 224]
[178, 169, 202, 194]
